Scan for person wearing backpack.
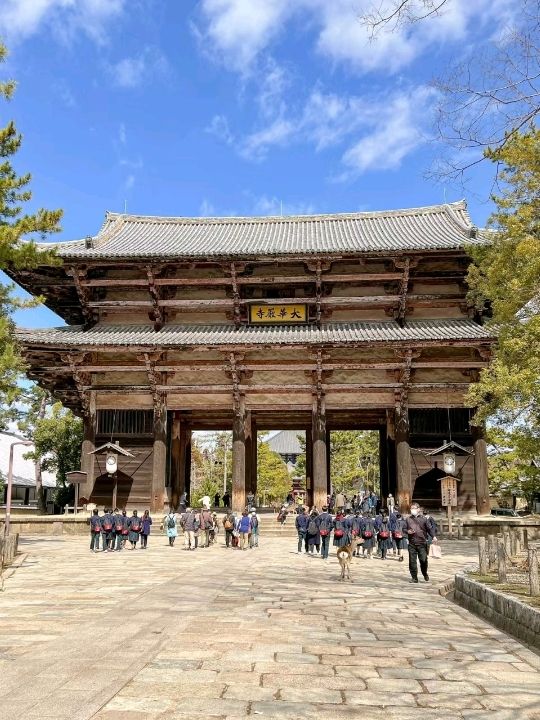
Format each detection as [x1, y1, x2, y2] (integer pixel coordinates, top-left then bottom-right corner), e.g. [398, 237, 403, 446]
[237, 510, 252, 550]
[390, 510, 407, 562]
[140, 510, 152, 549]
[306, 510, 321, 554]
[101, 508, 114, 552]
[113, 507, 124, 551]
[249, 509, 259, 548]
[181, 508, 200, 551]
[333, 510, 350, 550]
[164, 508, 178, 547]
[377, 512, 393, 560]
[316, 505, 333, 560]
[128, 510, 141, 550]
[120, 509, 129, 548]
[361, 513, 376, 559]
[222, 510, 236, 548]
[89, 508, 102, 552]
[295, 507, 310, 553]
[351, 510, 364, 557]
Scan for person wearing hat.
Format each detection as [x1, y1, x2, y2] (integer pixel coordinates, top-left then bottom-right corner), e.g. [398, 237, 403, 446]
[249, 509, 259, 548]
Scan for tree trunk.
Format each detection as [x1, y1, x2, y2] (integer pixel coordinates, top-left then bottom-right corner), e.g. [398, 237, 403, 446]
[35, 394, 48, 514]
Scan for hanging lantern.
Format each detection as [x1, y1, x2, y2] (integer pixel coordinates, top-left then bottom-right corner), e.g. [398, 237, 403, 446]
[443, 452, 456, 475]
[105, 451, 118, 475]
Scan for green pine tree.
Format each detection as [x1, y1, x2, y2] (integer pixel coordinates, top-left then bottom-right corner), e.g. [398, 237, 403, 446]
[0, 42, 62, 412]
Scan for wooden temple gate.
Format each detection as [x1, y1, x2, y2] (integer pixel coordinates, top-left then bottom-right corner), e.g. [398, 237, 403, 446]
[10, 202, 494, 514]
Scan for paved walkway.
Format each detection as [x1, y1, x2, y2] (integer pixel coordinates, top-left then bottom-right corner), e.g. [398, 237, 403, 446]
[0, 534, 539, 720]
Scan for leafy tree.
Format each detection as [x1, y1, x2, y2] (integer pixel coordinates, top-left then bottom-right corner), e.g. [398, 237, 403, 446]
[467, 129, 540, 451]
[257, 438, 291, 505]
[0, 42, 62, 409]
[330, 431, 380, 495]
[15, 386, 52, 512]
[487, 428, 540, 509]
[26, 403, 82, 508]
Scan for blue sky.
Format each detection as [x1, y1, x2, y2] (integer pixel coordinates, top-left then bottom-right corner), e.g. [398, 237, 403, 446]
[1, 0, 514, 329]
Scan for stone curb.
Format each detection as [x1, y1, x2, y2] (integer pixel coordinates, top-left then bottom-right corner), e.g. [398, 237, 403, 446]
[453, 568, 540, 650]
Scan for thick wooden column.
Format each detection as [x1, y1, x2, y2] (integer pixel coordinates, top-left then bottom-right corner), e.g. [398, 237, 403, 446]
[184, 429, 192, 505]
[379, 425, 389, 499]
[151, 397, 167, 513]
[251, 416, 258, 499]
[395, 406, 411, 513]
[305, 427, 313, 508]
[386, 410, 397, 497]
[80, 391, 96, 502]
[244, 410, 253, 496]
[312, 397, 328, 510]
[170, 412, 181, 510]
[232, 399, 247, 512]
[472, 425, 490, 515]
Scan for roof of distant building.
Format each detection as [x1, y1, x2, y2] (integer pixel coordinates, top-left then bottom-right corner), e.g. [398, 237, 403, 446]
[0, 431, 57, 488]
[268, 430, 304, 456]
[37, 201, 486, 260]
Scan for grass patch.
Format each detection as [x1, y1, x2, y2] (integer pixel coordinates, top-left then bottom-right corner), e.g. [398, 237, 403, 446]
[468, 571, 540, 609]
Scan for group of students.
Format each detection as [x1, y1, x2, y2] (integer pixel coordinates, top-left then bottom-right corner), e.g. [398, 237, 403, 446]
[295, 502, 438, 581]
[89, 508, 152, 552]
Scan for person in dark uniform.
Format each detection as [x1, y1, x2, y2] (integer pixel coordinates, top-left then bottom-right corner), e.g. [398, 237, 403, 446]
[120, 509, 129, 548]
[405, 503, 437, 582]
[377, 512, 393, 560]
[100, 508, 114, 552]
[306, 510, 320, 554]
[89, 509, 101, 552]
[333, 510, 350, 550]
[351, 511, 364, 557]
[128, 510, 141, 549]
[361, 513, 376, 559]
[316, 506, 333, 560]
[179, 492, 187, 513]
[390, 510, 407, 562]
[295, 507, 310, 553]
[140, 510, 152, 549]
[113, 507, 124, 551]
[214, 492, 221, 508]
[222, 491, 230, 508]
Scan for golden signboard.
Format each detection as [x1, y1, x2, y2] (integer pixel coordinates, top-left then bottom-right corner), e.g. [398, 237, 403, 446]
[249, 304, 308, 324]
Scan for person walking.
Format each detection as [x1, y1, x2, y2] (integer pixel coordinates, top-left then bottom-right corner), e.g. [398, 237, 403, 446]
[333, 510, 350, 551]
[214, 492, 220, 508]
[405, 503, 437, 582]
[377, 512, 392, 560]
[351, 510, 364, 557]
[164, 508, 178, 546]
[335, 491, 346, 512]
[387, 493, 396, 515]
[295, 507, 310, 553]
[112, 508, 124, 551]
[390, 510, 407, 562]
[200, 506, 213, 548]
[139, 510, 152, 549]
[361, 513, 376, 559]
[119, 509, 129, 548]
[179, 492, 187, 513]
[222, 491, 230, 508]
[128, 510, 141, 550]
[306, 509, 321, 555]
[89, 508, 101, 552]
[237, 510, 252, 550]
[181, 507, 200, 550]
[316, 506, 333, 559]
[249, 509, 259, 548]
[223, 509, 236, 548]
[101, 508, 114, 552]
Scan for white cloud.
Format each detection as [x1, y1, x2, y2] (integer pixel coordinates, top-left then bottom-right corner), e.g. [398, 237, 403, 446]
[240, 118, 295, 161]
[206, 114, 235, 145]
[0, 0, 126, 44]
[108, 47, 169, 88]
[249, 194, 316, 216]
[119, 123, 127, 145]
[124, 174, 135, 191]
[199, 199, 216, 216]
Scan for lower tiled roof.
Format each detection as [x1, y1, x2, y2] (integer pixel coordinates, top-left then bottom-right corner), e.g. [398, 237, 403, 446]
[16, 320, 495, 347]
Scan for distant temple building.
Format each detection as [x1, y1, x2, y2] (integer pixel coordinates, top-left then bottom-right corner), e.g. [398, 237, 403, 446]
[10, 202, 494, 513]
[267, 430, 304, 470]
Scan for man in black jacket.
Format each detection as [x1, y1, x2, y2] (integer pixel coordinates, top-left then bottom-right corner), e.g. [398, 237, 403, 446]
[405, 503, 437, 583]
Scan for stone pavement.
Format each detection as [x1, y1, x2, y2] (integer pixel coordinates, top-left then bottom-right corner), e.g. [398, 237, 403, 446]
[0, 534, 539, 720]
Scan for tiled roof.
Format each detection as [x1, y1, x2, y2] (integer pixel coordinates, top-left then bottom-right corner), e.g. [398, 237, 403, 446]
[39, 201, 484, 259]
[268, 430, 304, 456]
[16, 320, 495, 348]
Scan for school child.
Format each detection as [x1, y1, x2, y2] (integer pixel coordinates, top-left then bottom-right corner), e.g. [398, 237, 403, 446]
[306, 510, 320, 554]
[120, 509, 129, 548]
[377, 513, 393, 560]
[390, 511, 407, 562]
[89, 509, 101, 552]
[316, 506, 333, 560]
[113, 508, 124, 551]
[333, 510, 350, 550]
[128, 510, 141, 549]
[351, 511, 364, 557]
[140, 510, 152, 549]
[361, 513, 376, 559]
[100, 508, 114, 552]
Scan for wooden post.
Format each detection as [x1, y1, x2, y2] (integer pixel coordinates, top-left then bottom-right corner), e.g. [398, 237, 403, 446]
[478, 536, 488, 574]
[379, 426, 389, 499]
[529, 549, 540, 597]
[80, 391, 96, 502]
[503, 528, 512, 557]
[305, 427, 313, 508]
[395, 406, 411, 513]
[151, 397, 167, 513]
[184, 428, 192, 505]
[232, 399, 247, 513]
[251, 417, 258, 502]
[511, 528, 520, 557]
[472, 425, 490, 515]
[325, 428, 331, 496]
[488, 535, 498, 570]
[497, 541, 507, 583]
[522, 528, 529, 551]
[312, 396, 328, 510]
[244, 410, 253, 497]
[170, 412, 181, 510]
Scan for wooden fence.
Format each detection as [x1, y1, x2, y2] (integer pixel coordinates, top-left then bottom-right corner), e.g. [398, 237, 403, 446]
[477, 528, 540, 597]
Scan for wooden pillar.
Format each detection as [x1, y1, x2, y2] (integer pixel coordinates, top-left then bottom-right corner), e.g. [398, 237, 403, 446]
[395, 406, 411, 513]
[379, 426, 389, 499]
[325, 428, 331, 496]
[184, 429, 192, 505]
[305, 427, 313, 508]
[472, 424, 490, 516]
[151, 397, 167, 513]
[386, 410, 396, 497]
[170, 412, 181, 510]
[244, 410, 253, 496]
[232, 399, 247, 512]
[312, 397, 328, 510]
[80, 391, 96, 502]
